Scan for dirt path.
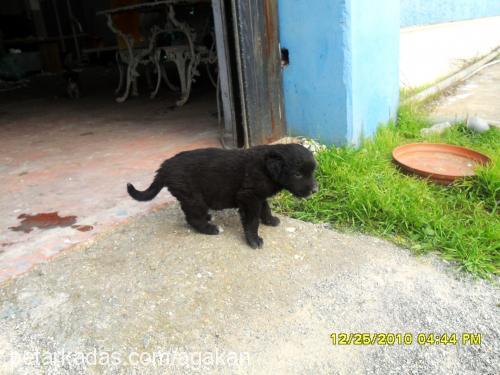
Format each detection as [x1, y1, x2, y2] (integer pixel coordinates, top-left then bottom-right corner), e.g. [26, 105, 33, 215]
[0, 203, 498, 374]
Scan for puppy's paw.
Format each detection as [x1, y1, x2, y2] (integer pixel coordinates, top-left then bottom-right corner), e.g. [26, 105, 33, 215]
[204, 223, 220, 235]
[246, 235, 264, 249]
[262, 216, 280, 226]
[193, 223, 219, 235]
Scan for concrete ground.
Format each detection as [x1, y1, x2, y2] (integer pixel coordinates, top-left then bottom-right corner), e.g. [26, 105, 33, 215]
[0, 68, 219, 283]
[400, 16, 500, 89]
[431, 59, 500, 123]
[0, 205, 498, 374]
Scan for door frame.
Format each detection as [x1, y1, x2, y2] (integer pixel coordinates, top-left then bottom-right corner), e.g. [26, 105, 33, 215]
[211, 0, 286, 148]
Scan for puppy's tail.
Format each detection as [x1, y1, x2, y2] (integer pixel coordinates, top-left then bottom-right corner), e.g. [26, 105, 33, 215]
[127, 178, 163, 201]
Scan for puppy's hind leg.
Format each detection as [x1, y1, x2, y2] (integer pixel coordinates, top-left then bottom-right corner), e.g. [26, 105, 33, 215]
[179, 198, 219, 235]
[260, 200, 280, 226]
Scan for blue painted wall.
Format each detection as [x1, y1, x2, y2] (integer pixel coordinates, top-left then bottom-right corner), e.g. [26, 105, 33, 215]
[351, 0, 400, 143]
[278, 0, 350, 145]
[401, 0, 500, 27]
[278, 0, 400, 146]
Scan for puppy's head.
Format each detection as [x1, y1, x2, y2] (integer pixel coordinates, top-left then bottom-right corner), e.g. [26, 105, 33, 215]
[265, 144, 318, 197]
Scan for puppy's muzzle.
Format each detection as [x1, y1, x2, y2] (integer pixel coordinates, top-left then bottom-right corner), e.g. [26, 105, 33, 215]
[296, 182, 318, 198]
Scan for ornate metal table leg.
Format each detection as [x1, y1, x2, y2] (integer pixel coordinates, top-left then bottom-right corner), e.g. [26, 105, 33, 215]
[178, 51, 202, 106]
[117, 52, 134, 103]
[151, 49, 162, 99]
[105, 13, 137, 103]
[167, 5, 198, 106]
[131, 72, 139, 97]
[115, 51, 124, 94]
[171, 50, 189, 106]
[119, 43, 153, 102]
[203, 39, 219, 88]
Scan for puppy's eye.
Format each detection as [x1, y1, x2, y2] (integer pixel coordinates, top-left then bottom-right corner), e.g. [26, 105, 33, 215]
[293, 173, 302, 178]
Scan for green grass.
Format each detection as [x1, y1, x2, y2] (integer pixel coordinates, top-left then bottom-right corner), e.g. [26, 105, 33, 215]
[274, 104, 500, 277]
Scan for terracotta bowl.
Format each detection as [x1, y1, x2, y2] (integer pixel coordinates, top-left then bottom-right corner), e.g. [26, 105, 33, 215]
[392, 143, 491, 185]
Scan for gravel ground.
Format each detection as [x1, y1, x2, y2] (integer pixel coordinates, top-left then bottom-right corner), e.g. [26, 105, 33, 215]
[0, 203, 498, 374]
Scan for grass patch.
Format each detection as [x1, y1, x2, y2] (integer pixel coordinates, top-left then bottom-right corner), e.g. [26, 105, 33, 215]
[274, 104, 499, 277]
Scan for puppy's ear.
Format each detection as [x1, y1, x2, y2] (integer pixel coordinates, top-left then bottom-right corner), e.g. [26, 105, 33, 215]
[265, 151, 284, 180]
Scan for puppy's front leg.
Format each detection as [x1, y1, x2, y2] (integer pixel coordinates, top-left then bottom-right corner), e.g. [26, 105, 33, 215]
[260, 200, 280, 226]
[237, 194, 263, 249]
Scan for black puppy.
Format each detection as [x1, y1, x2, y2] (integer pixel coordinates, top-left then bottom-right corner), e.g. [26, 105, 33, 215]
[127, 144, 317, 248]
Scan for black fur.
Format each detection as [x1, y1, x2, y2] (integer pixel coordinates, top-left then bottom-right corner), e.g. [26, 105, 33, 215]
[127, 144, 317, 248]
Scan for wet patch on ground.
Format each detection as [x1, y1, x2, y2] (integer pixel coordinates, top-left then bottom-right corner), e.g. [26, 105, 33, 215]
[9, 212, 77, 233]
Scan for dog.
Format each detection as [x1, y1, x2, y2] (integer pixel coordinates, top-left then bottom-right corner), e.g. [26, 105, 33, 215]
[62, 52, 81, 99]
[64, 69, 80, 99]
[127, 144, 318, 248]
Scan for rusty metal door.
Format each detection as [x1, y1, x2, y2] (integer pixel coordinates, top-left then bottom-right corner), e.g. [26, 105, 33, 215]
[231, 0, 285, 146]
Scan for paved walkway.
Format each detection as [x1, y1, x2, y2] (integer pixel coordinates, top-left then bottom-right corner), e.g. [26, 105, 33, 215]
[431, 59, 500, 123]
[400, 16, 500, 88]
[0, 205, 498, 374]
